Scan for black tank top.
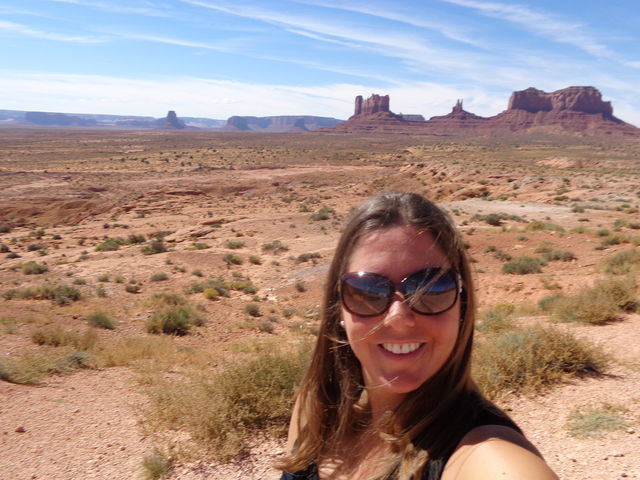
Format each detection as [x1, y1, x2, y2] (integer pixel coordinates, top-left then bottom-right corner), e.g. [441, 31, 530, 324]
[279, 406, 521, 480]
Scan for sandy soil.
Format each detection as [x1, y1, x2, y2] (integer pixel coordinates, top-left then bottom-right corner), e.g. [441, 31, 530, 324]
[1, 129, 639, 479]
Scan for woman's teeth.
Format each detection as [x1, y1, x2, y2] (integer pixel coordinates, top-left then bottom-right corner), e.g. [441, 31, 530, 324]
[381, 343, 422, 354]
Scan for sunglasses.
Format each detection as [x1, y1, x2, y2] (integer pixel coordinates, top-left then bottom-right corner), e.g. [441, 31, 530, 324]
[340, 267, 461, 317]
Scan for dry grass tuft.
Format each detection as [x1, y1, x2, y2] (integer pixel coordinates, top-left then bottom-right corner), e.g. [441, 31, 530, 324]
[474, 324, 608, 400]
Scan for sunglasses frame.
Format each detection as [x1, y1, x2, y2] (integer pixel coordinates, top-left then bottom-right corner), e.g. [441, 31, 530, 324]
[340, 267, 462, 318]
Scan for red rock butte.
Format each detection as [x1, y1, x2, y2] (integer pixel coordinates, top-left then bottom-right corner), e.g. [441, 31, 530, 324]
[329, 87, 639, 136]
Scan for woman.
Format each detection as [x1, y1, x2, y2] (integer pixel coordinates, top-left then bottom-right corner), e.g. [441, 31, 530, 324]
[279, 192, 558, 480]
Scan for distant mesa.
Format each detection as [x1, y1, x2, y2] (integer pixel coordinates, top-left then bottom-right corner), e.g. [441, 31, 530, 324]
[24, 111, 97, 127]
[330, 87, 638, 136]
[222, 115, 341, 132]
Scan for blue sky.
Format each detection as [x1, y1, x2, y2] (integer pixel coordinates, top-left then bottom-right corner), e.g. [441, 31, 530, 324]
[1, 0, 639, 124]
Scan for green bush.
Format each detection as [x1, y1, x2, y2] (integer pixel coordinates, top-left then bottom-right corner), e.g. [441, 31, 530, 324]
[225, 240, 245, 249]
[87, 312, 117, 330]
[95, 237, 127, 251]
[150, 273, 169, 282]
[477, 305, 516, 333]
[146, 306, 204, 335]
[245, 303, 261, 317]
[474, 325, 608, 399]
[125, 284, 141, 294]
[249, 255, 262, 265]
[3, 283, 81, 305]
[262, 240, 289, 254]
[541, 276, 637, 324]
[223, 254, 242, 265]
[502, 257, 544, 274]
[296, 252, 321, 263]
[310, 206, 334, 221]
[21, 261, 48, 275]
[604, 248, 640, 274]
[142, 240, 167, 255]
[543, 250, 576, 262]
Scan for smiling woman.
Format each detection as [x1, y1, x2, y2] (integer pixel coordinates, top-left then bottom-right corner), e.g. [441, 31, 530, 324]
[278, 192, 558, 480]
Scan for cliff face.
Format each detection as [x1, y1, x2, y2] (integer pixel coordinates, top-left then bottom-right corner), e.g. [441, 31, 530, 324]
[25, 112, 97, 127]
[508, 86, 613, 116]
[330, 87, 638, 136]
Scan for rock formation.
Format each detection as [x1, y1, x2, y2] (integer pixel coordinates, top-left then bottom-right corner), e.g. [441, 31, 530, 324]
[353, 94, 391, 117]
[507, 87, 613, 116]
[156, 110, 186, 129]
[25, 112, 97, 127]
[329, 87, 638, 136]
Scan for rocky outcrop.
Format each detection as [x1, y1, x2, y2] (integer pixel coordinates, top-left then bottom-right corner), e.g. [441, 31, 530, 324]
[353, 94, 391, 117]
[156, 110, 186, 129]
[328, 88, 638, 136]
[508, 87, 613, 116]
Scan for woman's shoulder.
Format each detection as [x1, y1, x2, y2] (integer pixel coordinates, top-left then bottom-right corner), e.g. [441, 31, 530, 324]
[441, 424, 559, 480]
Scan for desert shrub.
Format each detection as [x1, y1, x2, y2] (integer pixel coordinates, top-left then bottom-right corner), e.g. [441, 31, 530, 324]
[72, 278, 87, 285]
[0, 223, 10, 233]
[150, 273, 169, 282]
[3, 283, 81, 305]
[142, 240, 167, 255]
[141, 449, 173, 480]
[31, 325, 97, 349]
[141, 342, 311, 461]
[604, 248, 640, 274]
[245, 303, 261, 317]
[223, 253, 242, 265]
[596, 229, 611, 237]
[21, 261, 48, 274]
[526, 221, 565, 233]
[474, 325, 608, 399]
[541, 276, 637, 324]
[95, 336, 174, 368]
[150, 293, 188, 307]
[27, 243, 45, 251]
[502, 257, 544, 274]
[0, 347, 94, 384]
[249, 255, 262, 265]
[97, 274, 110, 282]
[95, 237, 127, 251]
[96, 286, 107, 297]
[87, 312, 117, 330]
[471, 212, 526, 226]
[310, 206, 334, 221]
[258, 320, 275, 334]
[566, 404, 629, 438]
[0, 243, 9, 253]
[125, 284, 141, 294]
[185, 278, 230, 297]
[225, 240, 245, 249]
[282, 306, 296, 318]
[262, 240, 289, 254]
[543, 250, 576, 262]
[477, 304, 516, 333]
[127, 234, 146, 244]
[203, 288, 219, 300]
[192, 242, 210, 250]
[192, 269, 204, 277]
[296, 252, 321, 263]
[295, 280, 307, 292]
[146, 306, 204, 335]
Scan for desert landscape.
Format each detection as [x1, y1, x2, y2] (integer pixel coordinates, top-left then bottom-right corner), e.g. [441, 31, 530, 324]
[1, 112, 640, 480]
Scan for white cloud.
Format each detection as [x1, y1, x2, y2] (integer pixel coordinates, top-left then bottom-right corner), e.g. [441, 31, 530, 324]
[46, 0, 174, 17]
[0, 20, 105, 43]
[440, 0, 615, 59]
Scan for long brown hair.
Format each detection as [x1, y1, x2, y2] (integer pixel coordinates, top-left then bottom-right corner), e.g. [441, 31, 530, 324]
[280, 192, 481, 477]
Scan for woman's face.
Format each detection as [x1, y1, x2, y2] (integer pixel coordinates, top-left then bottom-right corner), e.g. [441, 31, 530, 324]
[341, 224, 461, 411]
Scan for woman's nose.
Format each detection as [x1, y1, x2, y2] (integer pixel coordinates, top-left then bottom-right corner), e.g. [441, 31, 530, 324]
[383, 292, 416, 326]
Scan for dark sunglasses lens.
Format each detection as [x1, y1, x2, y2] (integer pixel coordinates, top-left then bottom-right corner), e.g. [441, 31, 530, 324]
[342, 275, 391, 316]
[403, 269, 458, 314]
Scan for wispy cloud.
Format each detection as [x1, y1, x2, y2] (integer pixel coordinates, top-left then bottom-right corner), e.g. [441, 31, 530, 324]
[179, 0, 487, 74]
[293, 0, 483, 47]
[118, 33, 236, 52]
[0, 20, 105, 43]
[46, 0, 174, 17]
[440, 0, 615, 59]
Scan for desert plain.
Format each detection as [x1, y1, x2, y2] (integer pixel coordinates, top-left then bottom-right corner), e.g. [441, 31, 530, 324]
[1, 127, 640, 479]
